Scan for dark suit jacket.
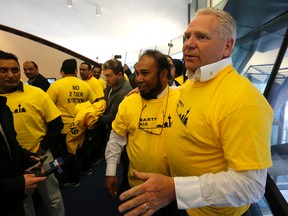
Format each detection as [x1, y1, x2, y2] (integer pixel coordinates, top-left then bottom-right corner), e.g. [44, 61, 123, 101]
[0, 96, 32, 216]
[29, 73, 50, 92]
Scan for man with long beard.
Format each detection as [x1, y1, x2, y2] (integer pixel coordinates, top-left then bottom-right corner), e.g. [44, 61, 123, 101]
[104, 50, 181, 215]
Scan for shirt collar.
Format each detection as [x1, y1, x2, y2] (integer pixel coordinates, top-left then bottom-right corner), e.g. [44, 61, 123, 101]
[28, 77, 36, 84]
[86, 74, 93, 80]
[16, 81, 24, 92]
[187, 57, 232, 82]
[157, 85, 169, 99]
[0, 81, 24, 94]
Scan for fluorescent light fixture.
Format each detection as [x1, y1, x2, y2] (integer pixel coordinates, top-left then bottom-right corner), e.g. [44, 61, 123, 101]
[67, 0, 72, 8]
[96, 5, 101, 16]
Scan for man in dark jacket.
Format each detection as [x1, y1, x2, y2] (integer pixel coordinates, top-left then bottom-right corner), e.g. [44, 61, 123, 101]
[0, 50, 65, 215]
[92, 59, 132, 163]
[95, 59, 132, 190]
[0, 96, 46, 216]
[23, 61, 50, 91]
[99, 59, 132, 134]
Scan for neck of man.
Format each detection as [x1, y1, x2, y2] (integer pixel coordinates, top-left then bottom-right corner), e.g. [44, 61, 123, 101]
[112, 77, 123, 89]
[63, 74, 76, 78]
[141, 83, 168, 100]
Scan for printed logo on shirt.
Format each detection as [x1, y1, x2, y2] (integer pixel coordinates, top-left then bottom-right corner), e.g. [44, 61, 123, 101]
[176, 99, 190, 127]
[12, 103, 27, 114]
[138, 113, 173, 129]
[138, 104, 172, 135]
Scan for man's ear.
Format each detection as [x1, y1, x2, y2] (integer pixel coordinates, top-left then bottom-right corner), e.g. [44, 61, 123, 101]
[223, 38, 234, 57]
[160, 69, 168, 80]
[119, 71, 123, 76]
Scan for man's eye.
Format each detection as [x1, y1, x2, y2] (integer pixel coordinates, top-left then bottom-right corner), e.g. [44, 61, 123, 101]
[142, 71, 150, 76]
[0, 68, 19, 73]
[12, 68, 19, 73]
[197, 34, 208, 40]
[0, 68, 7, 73]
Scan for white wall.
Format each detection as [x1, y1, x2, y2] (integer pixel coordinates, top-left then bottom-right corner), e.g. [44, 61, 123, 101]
[0, 30, 85, 82]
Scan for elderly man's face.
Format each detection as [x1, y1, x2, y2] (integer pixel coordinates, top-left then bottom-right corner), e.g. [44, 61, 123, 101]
[183, 14, 233, 72]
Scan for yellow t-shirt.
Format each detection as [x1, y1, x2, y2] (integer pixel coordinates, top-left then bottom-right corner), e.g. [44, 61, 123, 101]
[3, 83, 61, 153]
[124, 73, 129, 81]
[175, 75, 184, 85]
[47, 76, 97, 133]
[97, 77, 106, 90]
[167, 65, 273, 215]
[85, 76, 104, 98]
[112, 88, 179, 187]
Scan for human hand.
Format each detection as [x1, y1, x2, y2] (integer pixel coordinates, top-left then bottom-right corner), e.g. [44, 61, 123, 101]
[24, 174, 47, 196]
[104, 176, 118, 197]
[118, 170, 176, 216]
[26, 155, 47, 173]
[26, 156, 41, 173]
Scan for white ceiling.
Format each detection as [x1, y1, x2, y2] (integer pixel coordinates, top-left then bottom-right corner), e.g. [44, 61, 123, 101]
[0, 0, 188, 62]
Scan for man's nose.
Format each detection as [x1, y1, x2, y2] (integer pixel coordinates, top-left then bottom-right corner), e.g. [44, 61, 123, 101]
[184, 37, 197, 49]
[136, 74, 144, 81]
[6, 70, 15, 77]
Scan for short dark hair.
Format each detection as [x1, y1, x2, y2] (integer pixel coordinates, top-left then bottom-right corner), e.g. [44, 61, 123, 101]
[173, 59, 184, 77]
[92, 64, 102, 70]
[102, 59, 123, 75]
[139, 50, 171, 77]
[81, 62, 92, 70]
[61, 59, 77, 74]
[0, 50, 20, 66]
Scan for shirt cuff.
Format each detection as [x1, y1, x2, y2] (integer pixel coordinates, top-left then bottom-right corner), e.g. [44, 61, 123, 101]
[174, 176, 205, 209]
[105, 163, 117, 176]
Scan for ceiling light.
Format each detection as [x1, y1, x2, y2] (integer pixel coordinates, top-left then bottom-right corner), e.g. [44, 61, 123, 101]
[67, 0, 72, 8]
[96, 5, 101, 16]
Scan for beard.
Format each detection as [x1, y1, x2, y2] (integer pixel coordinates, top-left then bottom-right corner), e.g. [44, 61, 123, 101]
[139, 73, 163, 100]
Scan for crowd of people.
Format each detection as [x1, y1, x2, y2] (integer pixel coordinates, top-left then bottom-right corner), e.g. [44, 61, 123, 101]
[0, 7, 273, 216]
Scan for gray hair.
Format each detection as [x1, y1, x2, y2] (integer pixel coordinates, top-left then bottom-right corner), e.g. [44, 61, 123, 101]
[196, 8, 236, 45]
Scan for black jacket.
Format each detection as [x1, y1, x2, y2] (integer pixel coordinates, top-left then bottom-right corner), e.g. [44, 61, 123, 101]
[0, 96, 32, 216]
[29, 73, 50, 92]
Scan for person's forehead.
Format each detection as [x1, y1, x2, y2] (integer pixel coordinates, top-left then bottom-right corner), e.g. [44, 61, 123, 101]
[23, 62, 34, 67]
[137, 56, 157, 69]
[0, 59, 20, 68]
[185, 14, 217, 34]
[93, 67, 101, 72]
[80, 64, 89, 69]
[103, 69, 114, 75]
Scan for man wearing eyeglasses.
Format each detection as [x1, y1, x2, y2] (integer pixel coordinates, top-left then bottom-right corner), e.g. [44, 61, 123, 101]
[104, 50, 181, 215]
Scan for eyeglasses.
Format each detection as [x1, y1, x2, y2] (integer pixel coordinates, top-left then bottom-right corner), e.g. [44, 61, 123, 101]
[137, 89, 169, 135]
